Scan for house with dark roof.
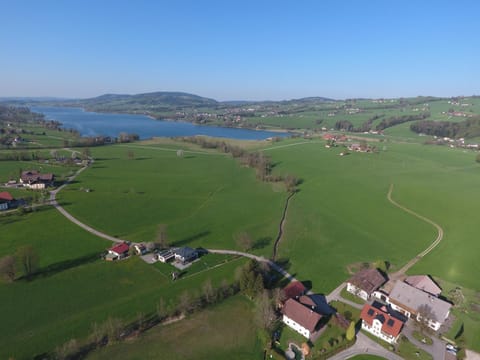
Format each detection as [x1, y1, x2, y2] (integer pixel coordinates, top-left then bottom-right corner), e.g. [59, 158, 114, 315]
[20, 170, 55, 190]
[282, 298, 323, 339]
[0, 191, 13, 211]
[347, 268, 387, 301]
[385, 281, 452, 331]
[361, 303, 404, 344]
[174, 247, 198, 264]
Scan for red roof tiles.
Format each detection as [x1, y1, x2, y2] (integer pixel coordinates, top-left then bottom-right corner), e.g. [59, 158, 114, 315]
[0, 192, 13, 201]
[282, 298, 322, 333]
[361, 304, 403, 338]
[283, 281, 306, 299]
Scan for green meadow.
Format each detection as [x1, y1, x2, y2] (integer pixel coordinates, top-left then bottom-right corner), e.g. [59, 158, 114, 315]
[87, 295, 263, 360]
[58, 144, 287, 255]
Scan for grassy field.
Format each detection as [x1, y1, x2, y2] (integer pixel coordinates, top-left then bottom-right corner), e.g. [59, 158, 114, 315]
[86, 295, 263, 360]
[58, 143, 287, 255]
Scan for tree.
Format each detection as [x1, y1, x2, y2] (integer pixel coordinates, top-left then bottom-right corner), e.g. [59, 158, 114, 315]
[156, 297, 168, 320]
[416, 304, 436, 334]
[0, 255, 16, 282]
[81, 147, 91, 160]
[178, 290, 192, 314]
[127, 150, 135, 160]
[346, 321, 356, 341]
[235, 231, 253, 252]
[202, 278, 215, 304]
[255, 290, 277, 333]
[16, 245, 39, 276]
[177, 149, 184, 157]
[156, 224, 168, 249]
[476, 153, 480, 163]
[284, 174, 299, 193]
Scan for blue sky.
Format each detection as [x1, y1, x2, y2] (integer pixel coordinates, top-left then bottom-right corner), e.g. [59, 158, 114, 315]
[1, 0, 479, 100]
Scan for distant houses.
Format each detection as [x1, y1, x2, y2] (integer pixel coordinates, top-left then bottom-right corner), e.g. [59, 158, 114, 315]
[19, 170, 55, 190]
[346, 268, 387, 301]
[0, 191, 14, 211]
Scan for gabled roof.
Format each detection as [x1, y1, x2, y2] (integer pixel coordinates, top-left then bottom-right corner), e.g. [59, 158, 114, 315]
[283, 281, 307, 299]
[361, 304, 404, 338]
[405, 275, 442, 296]
[0, 192, 13, 201]
[110, 243, 129, 254]
[175, 247, 197, 258]
[389, 281, 451, 322]
[348, 268, 387, 295]
[282, 298, 322, 333]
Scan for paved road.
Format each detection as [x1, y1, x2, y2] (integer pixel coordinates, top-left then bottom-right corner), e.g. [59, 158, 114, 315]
[49, 158, 131, 244]
[402, 321, 446, 360]
[387, 184, 444, 278]
[328, 332, 404, 360]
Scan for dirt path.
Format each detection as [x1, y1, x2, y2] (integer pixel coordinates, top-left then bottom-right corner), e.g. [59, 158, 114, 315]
[272, 191, 295, 260]
[387, 184, 444, 278]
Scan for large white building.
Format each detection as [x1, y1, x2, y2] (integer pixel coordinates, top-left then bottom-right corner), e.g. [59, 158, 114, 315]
[281, 298, 322, 339]
[385, 281, 451, 331]
[360, 304, 404, 344]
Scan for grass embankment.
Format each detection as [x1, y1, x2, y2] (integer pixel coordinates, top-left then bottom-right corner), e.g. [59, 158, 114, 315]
[87, 295, 263, 360]
[59, 143, 287, 255]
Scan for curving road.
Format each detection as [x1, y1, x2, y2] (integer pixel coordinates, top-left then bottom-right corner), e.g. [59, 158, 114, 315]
[387, 184, 444, 278]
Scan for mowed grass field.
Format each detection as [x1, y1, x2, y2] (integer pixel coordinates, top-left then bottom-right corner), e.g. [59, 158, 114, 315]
[0, 205, 246, 359]
[58, 143, 287, 255]
[87, 295, 263, 360]
[265, 139, 480, 292]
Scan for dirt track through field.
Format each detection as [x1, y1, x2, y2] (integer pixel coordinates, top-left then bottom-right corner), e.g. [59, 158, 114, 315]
[387, 184, 444, 278]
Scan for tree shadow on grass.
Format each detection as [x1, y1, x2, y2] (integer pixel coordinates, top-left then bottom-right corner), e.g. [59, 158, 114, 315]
[171, 231, 210, 247]
[252, 237, 271, 250]
[19, 252, 100, 282]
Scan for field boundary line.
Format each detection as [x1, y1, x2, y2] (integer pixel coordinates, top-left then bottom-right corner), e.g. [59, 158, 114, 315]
[263, 141, 316, 151]
[118, 144, 228, 156]
[387, 184, 444, 277]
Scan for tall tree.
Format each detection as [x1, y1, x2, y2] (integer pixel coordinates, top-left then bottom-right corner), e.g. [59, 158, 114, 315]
[202, 278, 215, 304]
[346, 321, 356, 341]
[16, 245, 39, 276]
[0, 255, 16, 282]
[235, 231, 253, 252]
[156, 224, 168, 249]
[255, 290, 277, 335]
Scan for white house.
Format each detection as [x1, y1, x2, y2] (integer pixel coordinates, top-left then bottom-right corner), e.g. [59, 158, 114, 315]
[361, 304, 404, 344]
[347, 268, 387, 301]
[174, 247, 198, 263]
[157, 249, 175, 263]
[281, 298, 322, 339]
[385, 281, 451, 331]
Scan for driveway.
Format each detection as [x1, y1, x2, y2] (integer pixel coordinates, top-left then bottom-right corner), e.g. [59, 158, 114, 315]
[328, 332, 403, 360]
[402, 321, 446, 360]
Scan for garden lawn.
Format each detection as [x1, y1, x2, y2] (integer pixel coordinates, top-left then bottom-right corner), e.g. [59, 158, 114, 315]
[59, 144, 286, 256]
[86, 295, 263, 360]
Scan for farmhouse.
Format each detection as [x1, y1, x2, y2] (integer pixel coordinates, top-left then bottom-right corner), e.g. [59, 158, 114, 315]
[360, 303, 404, 344]
[405, 275, 442, 297]
[20, 170, 55, 190]
[282, 298, 323, 339]
[347, 268, 387, 301]
[134, 244, 147, 255]
[385, 281, 451, 331]
[106, 242, 130, 261]
[0, 191, 14, 211]
[174, 247, 198, 264]
[157, 249, 175, 263]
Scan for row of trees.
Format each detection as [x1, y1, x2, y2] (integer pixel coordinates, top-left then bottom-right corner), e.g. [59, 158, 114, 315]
[411, 117, 480, 139]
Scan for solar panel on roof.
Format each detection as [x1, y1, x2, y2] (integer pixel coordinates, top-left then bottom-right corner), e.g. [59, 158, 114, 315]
[387, 319, 395, 327]
[367, 309, 374, 316]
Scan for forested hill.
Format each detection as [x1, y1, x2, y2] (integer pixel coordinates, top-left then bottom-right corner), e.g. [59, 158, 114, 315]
[62, 91, 219, 113]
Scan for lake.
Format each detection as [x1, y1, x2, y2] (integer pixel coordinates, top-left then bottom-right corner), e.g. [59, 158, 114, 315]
[30, 106, 289, 140]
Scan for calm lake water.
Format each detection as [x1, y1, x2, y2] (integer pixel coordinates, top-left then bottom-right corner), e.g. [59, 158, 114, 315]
[30, 106, 288, 140]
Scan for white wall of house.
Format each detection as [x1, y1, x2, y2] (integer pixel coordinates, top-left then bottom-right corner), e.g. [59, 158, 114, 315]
[282, 315, 310, 339]
[346, 282, 369, 301]
[361, 319, 398, 344]
[0, 203, 8, 211]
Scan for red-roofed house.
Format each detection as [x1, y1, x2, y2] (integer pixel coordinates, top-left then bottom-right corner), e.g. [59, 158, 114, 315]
[283, 281, 307, 300]
[20, 170, 55, 190]
[0, 191, 14, 211]
[107, 243, 130, 260]
[282, 298, 323, 339]
[360, 304, 404, 344]
[347, 268, 387, 301]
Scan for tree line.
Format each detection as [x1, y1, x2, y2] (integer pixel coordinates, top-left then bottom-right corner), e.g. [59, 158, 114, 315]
[410, 117, 480, 139]
[334, 112, 430, 133]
